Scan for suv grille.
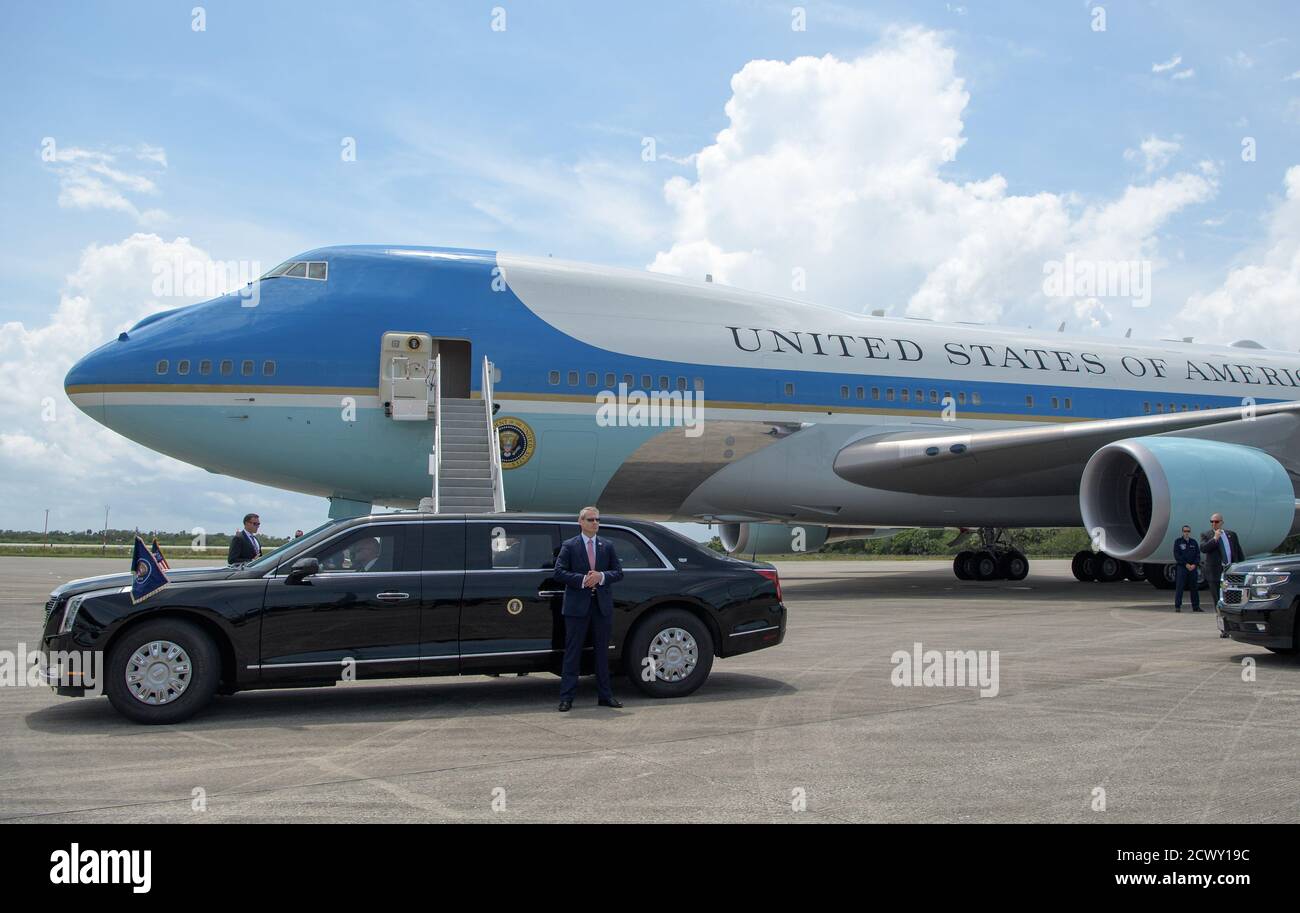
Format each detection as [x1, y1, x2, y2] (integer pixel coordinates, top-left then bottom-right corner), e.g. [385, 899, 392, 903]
[1222, 589, 1243, 606]
[1224, 573, 1247, 587]
[43, 596, 61, 626]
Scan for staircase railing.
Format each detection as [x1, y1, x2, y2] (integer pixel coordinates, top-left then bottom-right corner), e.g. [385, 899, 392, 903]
[432, 353, 442, 514]
[482, 355, 506, 512]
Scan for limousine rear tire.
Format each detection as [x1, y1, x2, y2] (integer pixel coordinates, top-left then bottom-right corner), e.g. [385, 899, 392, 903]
[625, 608, 714, 698]
[105, 619, 220, 724]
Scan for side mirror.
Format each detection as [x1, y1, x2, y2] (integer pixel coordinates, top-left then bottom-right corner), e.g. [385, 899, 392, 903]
[287, 557, 320, 583]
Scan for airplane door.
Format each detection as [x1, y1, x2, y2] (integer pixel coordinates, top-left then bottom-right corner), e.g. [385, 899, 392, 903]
[380, 331, 433, 420]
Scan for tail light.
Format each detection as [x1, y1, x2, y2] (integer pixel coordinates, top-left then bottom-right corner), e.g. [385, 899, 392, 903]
[754, 568, 782, 603]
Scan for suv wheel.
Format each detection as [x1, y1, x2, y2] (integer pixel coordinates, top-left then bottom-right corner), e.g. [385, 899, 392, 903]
[105, 619, 220, 724]
[624, 608, 714, 698]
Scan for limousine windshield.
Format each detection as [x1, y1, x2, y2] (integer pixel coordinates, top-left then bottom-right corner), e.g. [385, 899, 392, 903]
[240, 519, 341, 569]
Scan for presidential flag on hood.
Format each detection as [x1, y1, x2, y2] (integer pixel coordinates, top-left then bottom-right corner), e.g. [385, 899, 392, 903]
[131, 535, 170, 604]
[150, 537, 171, 571]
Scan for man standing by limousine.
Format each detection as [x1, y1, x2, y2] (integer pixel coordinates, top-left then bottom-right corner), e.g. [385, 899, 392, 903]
[554, 506, 625, 712]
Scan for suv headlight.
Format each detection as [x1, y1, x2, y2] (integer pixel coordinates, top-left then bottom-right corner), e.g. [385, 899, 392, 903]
[58, 594, 85, 634]
[1246, 572, 1290, 600]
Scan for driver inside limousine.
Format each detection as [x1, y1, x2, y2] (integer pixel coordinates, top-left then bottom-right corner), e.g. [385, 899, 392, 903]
[351, 537, 384, 572]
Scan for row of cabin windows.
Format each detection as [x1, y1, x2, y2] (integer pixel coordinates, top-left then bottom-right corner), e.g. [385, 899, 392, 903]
[1143, 402, 1211, 413]
[1022, 394, 1073, 410]
[155, 359, 276, 378]
[836, 386, 987, 407]
[548, 370, 705, 392]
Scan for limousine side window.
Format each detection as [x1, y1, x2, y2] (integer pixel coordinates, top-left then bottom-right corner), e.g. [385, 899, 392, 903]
[559, 524, 663, 569]
[310, 525, 418, 573]
[422, 521, 465, 571]
[465, 522, 561, 571]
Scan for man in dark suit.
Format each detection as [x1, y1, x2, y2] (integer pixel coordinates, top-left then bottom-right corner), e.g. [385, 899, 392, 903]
[1200, 513, 1243, 605]
[226, 513, 262, 564]
[553, 506, 624, 712]
[1172, 525, 1202, 613]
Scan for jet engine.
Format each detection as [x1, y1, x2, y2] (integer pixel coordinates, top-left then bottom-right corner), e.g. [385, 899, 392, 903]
[1079, 436, 1296, 562]
[718, 523, 896, 556]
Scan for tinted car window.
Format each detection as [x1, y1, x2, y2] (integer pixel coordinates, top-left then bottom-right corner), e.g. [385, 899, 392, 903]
[466, 522, 560, 570]
[311, 525, 416, 573]
[642, 525, 727, 569]
[559, 524, 662, 569]
[422, 521, 465, 571]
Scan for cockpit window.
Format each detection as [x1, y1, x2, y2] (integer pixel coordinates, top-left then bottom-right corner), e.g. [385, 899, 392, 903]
[259, 260, 328, 281]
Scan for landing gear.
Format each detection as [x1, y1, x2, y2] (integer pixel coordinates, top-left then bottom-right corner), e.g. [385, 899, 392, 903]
[952, 529, 1028, 582]
[1142, 563, 1209, 590]
[953, 552, 974, 580]
[1071, 551, 1145, 583]
[1143, 562, 1177, 590]
[1071, 551, 1097, 582]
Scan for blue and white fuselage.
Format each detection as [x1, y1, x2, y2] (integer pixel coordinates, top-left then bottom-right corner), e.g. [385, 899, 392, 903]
[64, 245, 1300, 535]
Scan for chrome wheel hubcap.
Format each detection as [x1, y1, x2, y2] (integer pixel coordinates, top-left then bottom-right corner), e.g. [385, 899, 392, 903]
[647, 627, 698, 682]
[125, 640, 192, 705]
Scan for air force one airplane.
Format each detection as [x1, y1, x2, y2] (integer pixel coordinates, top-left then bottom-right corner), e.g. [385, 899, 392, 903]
[64, 245, 1300, 583]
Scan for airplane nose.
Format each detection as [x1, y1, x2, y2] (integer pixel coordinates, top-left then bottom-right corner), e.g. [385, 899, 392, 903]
[64, 344, 113, 425]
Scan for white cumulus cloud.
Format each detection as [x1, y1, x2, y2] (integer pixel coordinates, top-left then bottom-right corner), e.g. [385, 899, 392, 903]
[43, 143, 168, 225]
[1180, 165, 1300, 348]
[0, 234, 320, 535]
[649, 28, 1216, 330]
[1124, 135, 1181, 174]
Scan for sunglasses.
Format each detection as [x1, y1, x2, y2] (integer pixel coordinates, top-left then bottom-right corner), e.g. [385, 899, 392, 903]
[1210, 519, 1221, 524]
[581, 517, 600, 523]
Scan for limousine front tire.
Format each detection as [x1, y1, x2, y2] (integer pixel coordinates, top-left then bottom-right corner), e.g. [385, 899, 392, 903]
[105, 619, 220, 724]
[625, 608, 714, 698]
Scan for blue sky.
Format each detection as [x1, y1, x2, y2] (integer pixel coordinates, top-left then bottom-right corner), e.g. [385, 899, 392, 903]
[2, 1, 1299, 536]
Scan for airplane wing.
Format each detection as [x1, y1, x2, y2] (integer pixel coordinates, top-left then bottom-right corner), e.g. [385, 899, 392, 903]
[832, 401, 1300, 497]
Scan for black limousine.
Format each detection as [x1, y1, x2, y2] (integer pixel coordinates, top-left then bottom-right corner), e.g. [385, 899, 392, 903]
[40, 513, 787, 723]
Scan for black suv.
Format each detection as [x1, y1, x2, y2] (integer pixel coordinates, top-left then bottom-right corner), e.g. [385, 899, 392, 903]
[1216, 554, 1300, 653]
[39, 513, 786, 723]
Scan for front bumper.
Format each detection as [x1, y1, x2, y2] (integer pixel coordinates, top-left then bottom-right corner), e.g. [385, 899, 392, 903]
[1217, 590, 1297, 649]
[40, 632, 92, 696]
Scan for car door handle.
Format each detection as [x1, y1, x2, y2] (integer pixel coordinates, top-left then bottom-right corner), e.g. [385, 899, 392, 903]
[375, 592, 411, 602]
[537, 589, 564, 597]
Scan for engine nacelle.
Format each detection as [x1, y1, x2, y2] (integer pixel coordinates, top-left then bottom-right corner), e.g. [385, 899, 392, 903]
[718, 523, 897, 555]
[1079, 436, 1295, 562]
[719, 523, 827, 555]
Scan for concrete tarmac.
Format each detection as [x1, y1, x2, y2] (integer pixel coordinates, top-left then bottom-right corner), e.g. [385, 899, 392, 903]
[1, 556, 1296, 823]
